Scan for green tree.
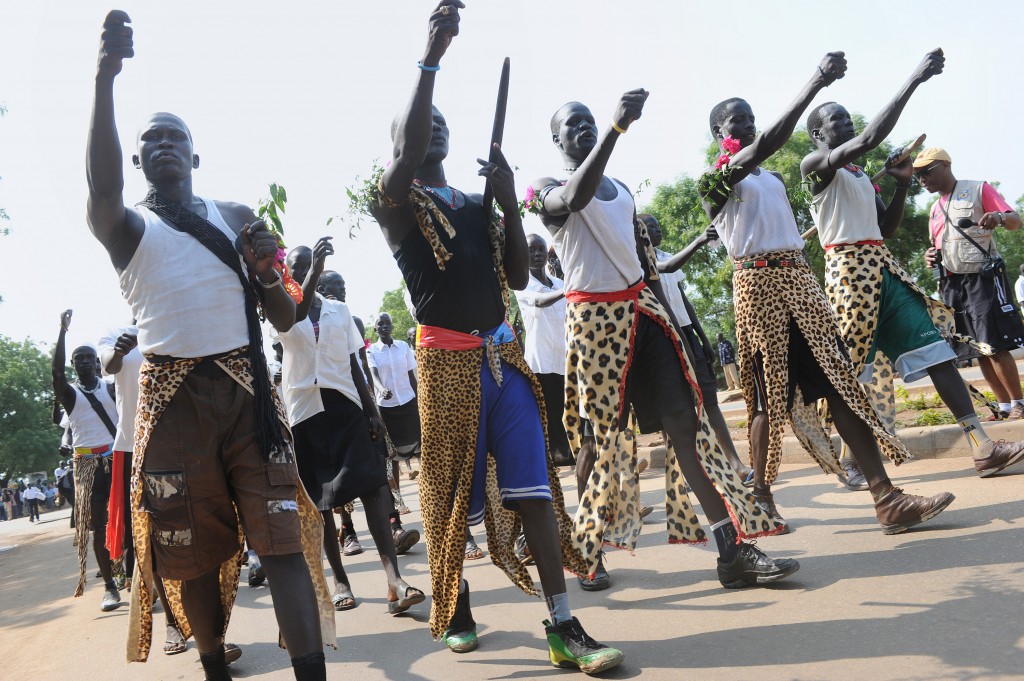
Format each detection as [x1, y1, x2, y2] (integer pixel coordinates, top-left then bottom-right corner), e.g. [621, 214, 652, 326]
[642, 116, 936, 341]
[0, 337, 61, 477]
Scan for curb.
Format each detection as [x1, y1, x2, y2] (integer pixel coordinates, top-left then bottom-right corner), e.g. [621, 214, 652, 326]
[639, 418, 1024, 469]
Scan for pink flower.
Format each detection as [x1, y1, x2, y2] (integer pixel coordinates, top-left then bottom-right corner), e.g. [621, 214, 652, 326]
[714, 153, 731, 170]
[873, 184, 881, 194]
[525, 185, 536, 202]
[276, 247, 287, 264]
[722, 135, 742, 155]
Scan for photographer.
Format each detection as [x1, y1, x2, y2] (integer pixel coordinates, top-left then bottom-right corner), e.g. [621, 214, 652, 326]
[918, 147, 1024, 419]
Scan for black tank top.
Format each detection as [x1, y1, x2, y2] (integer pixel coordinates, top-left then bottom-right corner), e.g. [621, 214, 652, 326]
[395, 191, 506, 334]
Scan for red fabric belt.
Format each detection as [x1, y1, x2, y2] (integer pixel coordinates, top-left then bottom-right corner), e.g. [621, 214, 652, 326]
[416, 321, 516, 350]
[824, 239, 884, 252]
[565, 281, 647, 304]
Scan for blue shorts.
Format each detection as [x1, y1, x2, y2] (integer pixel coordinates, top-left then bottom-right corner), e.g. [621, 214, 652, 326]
[467, 359, 551, 525]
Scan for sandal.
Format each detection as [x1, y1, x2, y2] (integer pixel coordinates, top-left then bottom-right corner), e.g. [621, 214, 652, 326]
[163, 626, 187, 655]
[465, 538, 485, 560]
[388, 586, 426, 615]
[332, 586, 357, 611]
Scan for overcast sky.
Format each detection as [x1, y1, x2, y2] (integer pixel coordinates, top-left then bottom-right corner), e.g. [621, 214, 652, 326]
[3, 0, 1022, 352]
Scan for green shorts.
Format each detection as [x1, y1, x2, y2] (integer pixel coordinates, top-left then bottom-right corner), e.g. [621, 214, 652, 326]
[866, 269, 956, 383]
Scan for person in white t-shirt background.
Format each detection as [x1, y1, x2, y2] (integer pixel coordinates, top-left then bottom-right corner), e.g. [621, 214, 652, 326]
[368, 313, 422, 479]
[513, 234, 572, 466]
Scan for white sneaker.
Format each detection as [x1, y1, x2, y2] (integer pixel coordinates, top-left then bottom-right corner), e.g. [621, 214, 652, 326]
[101, 588, 122, 612]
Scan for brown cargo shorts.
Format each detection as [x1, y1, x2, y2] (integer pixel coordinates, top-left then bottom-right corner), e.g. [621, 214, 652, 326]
[141, 360, 303, 581]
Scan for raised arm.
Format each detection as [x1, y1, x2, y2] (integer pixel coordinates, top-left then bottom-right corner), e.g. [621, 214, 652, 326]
[727, 53, 847, 186]
[658, 226, 720, 274]
[52, 310, 76, 412]
[87, 10, 144, 271]
[378, 2, 463, 206]
[803, 49, 944, 191]
[539, 89, 649, 218]
[295, 237, 333, 322]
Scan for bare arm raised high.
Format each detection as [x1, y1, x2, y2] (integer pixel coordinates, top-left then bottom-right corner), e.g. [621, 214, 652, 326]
[86, 10, 144, 272]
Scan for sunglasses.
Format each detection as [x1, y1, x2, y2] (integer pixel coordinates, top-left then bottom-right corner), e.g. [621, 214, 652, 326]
[914, 161, 945, 180]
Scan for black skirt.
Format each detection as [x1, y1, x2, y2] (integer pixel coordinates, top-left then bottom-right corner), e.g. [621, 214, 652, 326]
[292, 389, 387, 510]
[379, 398, 422, 457]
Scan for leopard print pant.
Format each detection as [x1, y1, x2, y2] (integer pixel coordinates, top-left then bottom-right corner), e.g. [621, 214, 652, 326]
[564, 286, 786, 576]
[733, 250, 908, 485]
[71, 454, 102, 597]
[416, 341, 585, 640]
[126, 353, 334, 662]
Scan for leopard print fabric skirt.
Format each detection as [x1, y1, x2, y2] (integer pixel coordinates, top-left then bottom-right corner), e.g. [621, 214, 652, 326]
[126, 354, 335, 662]
[825, 242, 997, 430]
[416, 341, 585, 640]
[733, 250, 909, 485]
[564, 286, 786, 576]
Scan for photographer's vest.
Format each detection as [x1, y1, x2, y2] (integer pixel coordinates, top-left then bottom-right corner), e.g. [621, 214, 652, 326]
[937, 180, 998, 275]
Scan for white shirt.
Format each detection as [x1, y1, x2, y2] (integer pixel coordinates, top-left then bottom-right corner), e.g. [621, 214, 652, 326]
[277, 296, 364, 426]
[711, 168, 805, 259]
[367, 339, 417, 407]
[97, 324, 143, 452]
[653, 250, 692, 327]
[514, 273, 567, 375]
[553, 183, 644, 293]
[24, 486, 45, 501]
[811, 167, 881, 247]
[67, 381, 118, 449]
[1015, 276, 1024, 307]
[121, 199, 249, 357]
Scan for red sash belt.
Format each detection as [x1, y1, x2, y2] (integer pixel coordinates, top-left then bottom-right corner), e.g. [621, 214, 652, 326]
[416, 321, 516, 350]
[565, 281, 647, 304]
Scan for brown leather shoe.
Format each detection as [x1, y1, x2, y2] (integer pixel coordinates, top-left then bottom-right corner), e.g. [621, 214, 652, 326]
[975, 440, 1024, 478]
[874, 487, 955, 535]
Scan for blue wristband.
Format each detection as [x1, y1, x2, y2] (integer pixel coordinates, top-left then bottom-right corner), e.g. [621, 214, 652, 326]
[417, 61, 440, 72]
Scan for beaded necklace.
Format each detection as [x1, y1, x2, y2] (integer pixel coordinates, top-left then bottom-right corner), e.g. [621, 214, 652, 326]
[413, 180, 457, 209]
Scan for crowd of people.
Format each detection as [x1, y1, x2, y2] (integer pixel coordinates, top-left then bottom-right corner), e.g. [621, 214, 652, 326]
[34, 3, 1024, 680]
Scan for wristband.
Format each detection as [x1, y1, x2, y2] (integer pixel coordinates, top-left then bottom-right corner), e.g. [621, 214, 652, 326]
[611, 121, 627, 135]
[257, 270, 282, 288]
[417, 61, 441, 72]
[997, 212, 1006, 226]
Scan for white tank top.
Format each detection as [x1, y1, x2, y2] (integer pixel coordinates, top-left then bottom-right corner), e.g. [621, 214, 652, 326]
[120, 198, 250, 357]
[554, 182, 644, 293]
[655, 249, 691, 326]
[68, 382, 118, 449]
[711, 169, 805, 259]
[812, 168, 881, 247]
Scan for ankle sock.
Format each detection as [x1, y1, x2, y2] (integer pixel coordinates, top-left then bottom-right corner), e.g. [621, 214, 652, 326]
[957, 413, 993, 458]
[999, 402, 1012, 413]
[710, 518, 740, 562]
[869, 481, 894, 503]
[291, 652, 326, 681]
[545, 591, 572, 625]
[199, 648, 231, 681]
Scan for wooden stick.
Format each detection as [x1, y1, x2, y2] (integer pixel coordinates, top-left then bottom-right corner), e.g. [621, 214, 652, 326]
[869, 132, 926, 183]
[481, 57, 510, 223]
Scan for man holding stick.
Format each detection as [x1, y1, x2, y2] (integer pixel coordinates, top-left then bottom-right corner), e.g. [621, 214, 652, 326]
[369, 2, 622, 674]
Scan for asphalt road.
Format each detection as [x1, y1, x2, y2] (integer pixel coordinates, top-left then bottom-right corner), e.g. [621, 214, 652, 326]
[3, 456, 1023, 681]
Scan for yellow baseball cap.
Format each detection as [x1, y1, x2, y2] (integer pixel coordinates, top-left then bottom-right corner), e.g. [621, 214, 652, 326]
[913, 147, 952, 169]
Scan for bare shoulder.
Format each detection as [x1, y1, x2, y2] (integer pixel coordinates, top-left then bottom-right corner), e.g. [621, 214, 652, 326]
[768, 170, 785, 183]
[532, 176, 562, 191]
[611, 177, 632, 194]
[213, 200, 257, 235]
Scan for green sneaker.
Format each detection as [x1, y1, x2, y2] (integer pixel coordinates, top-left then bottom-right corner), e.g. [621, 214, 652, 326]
[544, 617, 623, 675]
[443, 579, 478, 653]
[442, 627, 479, 653]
